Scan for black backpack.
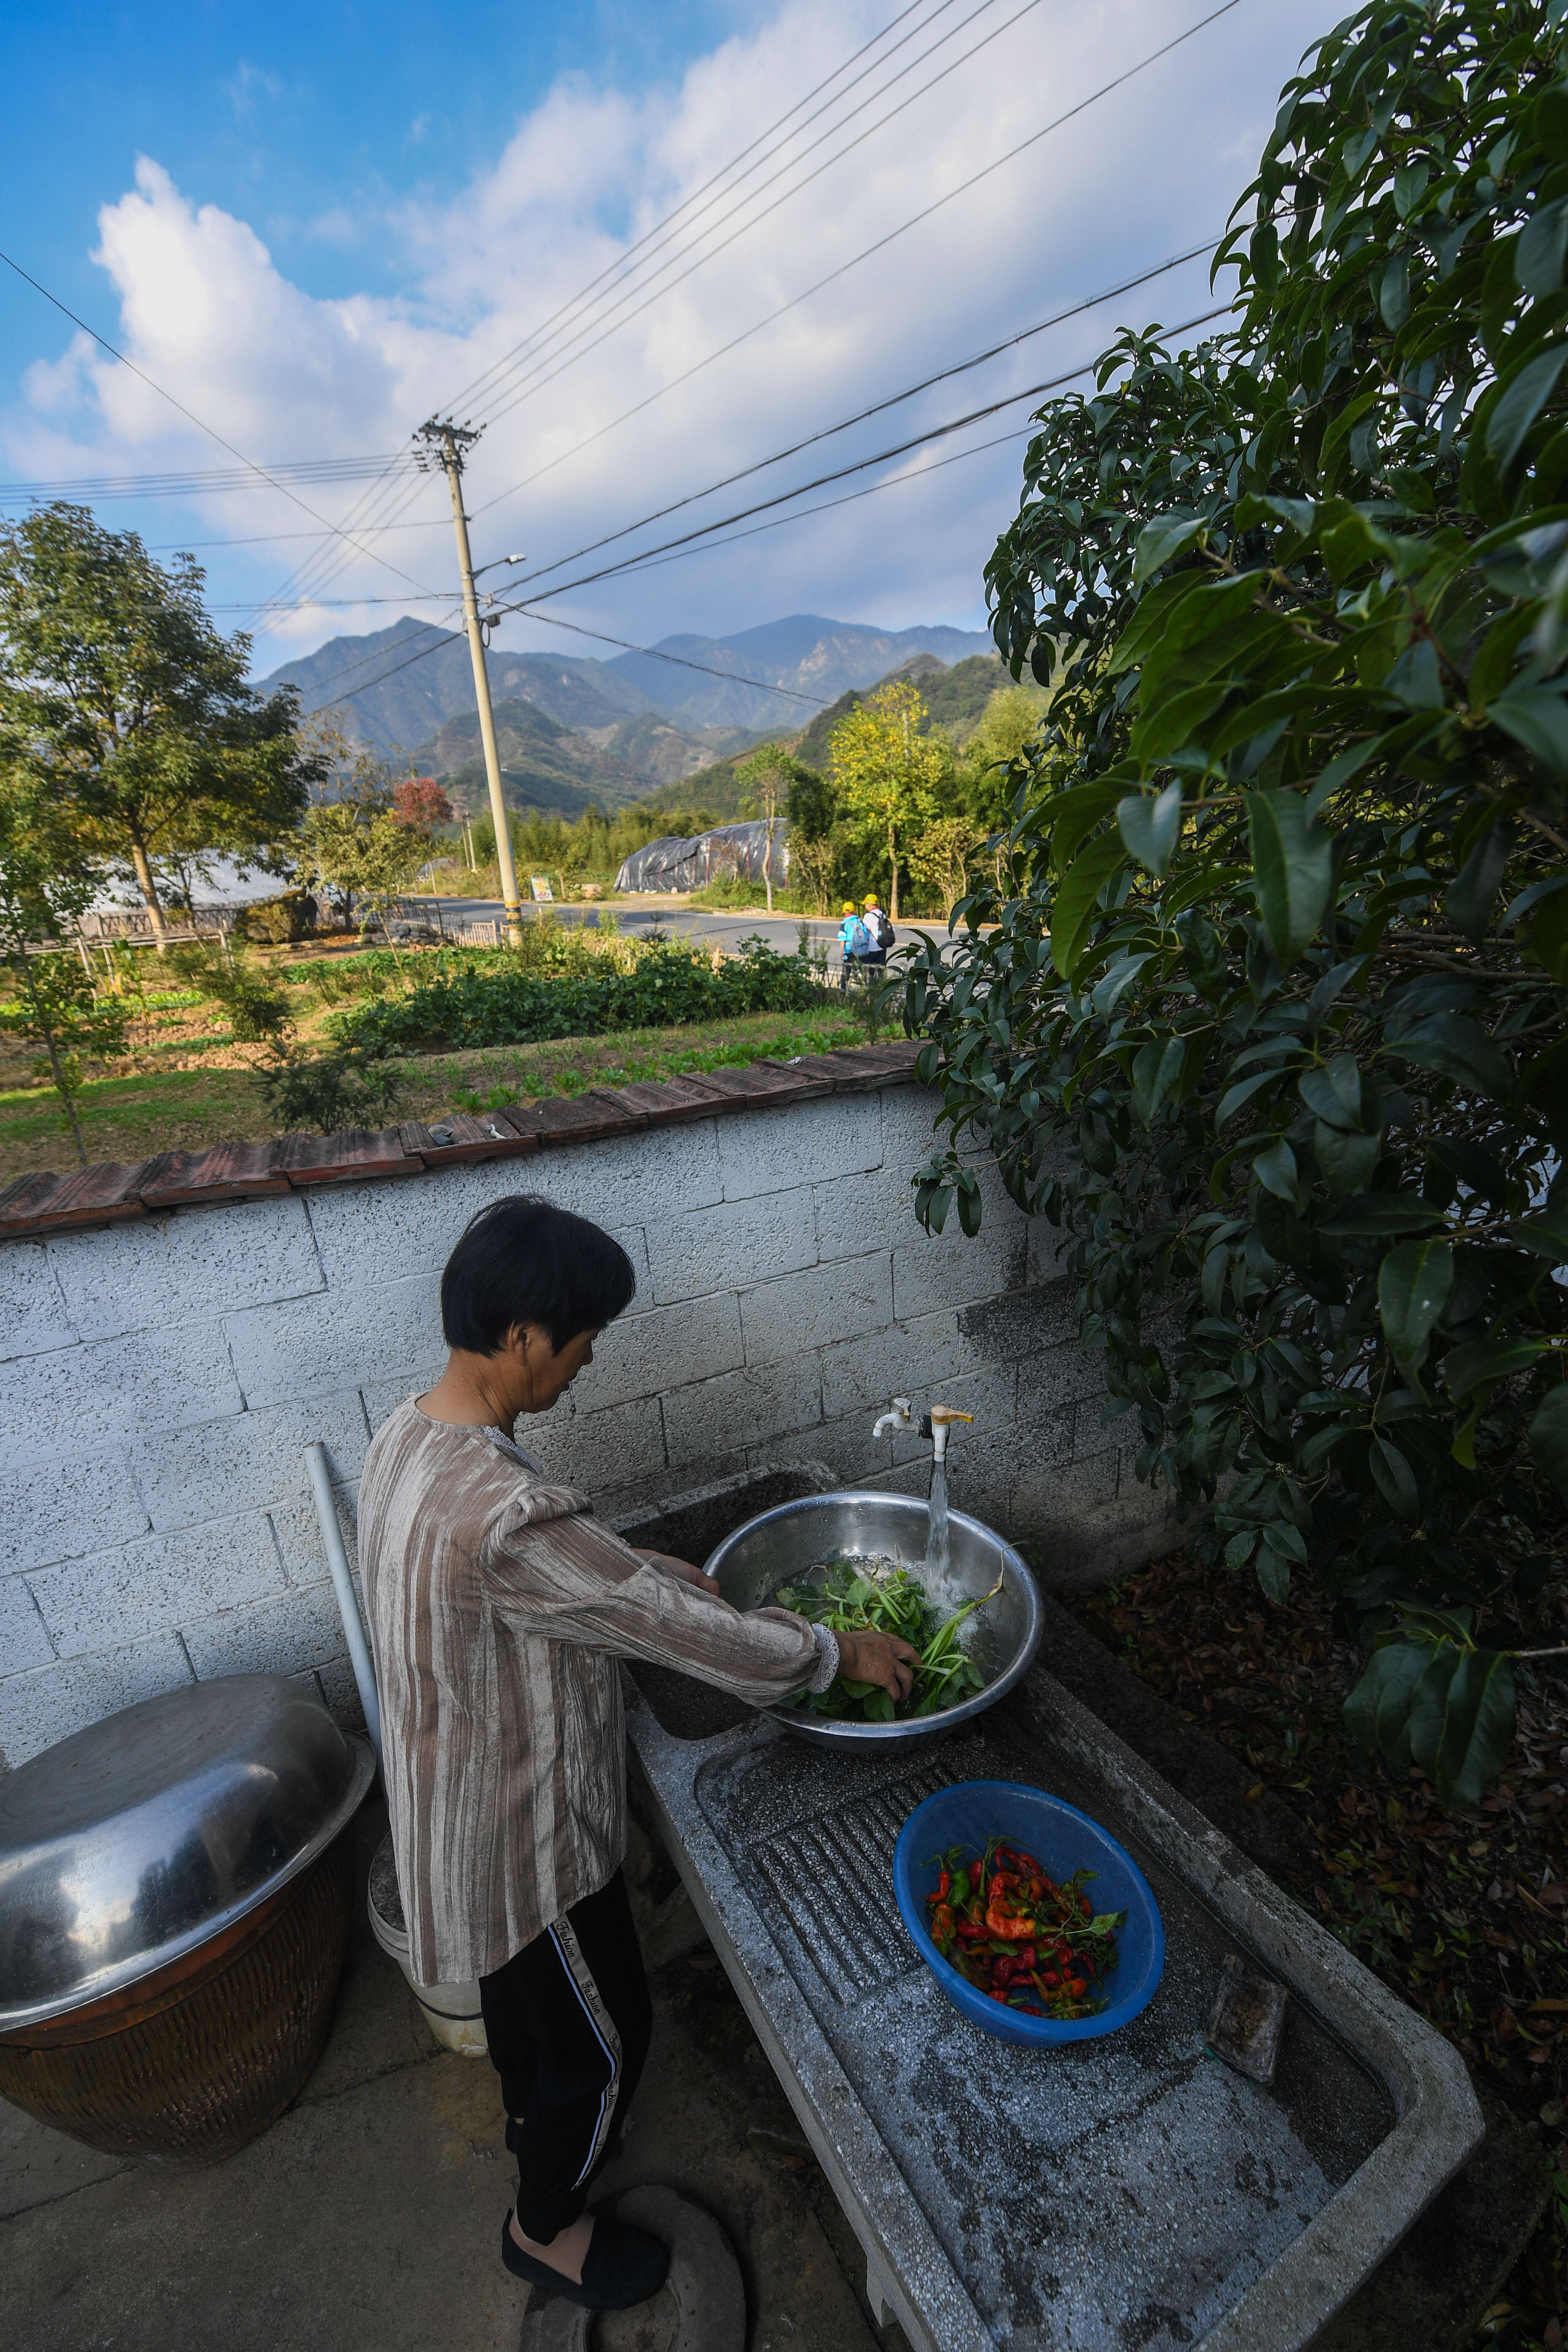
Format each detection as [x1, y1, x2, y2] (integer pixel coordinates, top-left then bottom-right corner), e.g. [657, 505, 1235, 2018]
[871, 910, 895, 949]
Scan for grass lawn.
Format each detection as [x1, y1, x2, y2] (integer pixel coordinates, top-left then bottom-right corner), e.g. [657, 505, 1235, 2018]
[0, 1007, 882, 1179]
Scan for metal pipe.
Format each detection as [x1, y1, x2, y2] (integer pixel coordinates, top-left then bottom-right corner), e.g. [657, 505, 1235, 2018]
[304, 1443, 382, 1769]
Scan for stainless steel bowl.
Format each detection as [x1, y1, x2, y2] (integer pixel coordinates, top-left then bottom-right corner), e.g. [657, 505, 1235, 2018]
[0, 1674, 374, 2034]
[704, 1490, 1042, 1751]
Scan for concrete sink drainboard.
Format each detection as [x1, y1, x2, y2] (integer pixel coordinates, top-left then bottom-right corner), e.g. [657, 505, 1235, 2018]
[626, 1661, 1482, 2352]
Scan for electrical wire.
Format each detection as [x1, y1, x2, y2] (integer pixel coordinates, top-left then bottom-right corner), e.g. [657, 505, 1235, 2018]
[444, 0, 964, 418]
[0, 247, 441, 599]
[489, 300, 1233, 612]
[271, 1, 972, 612]
[464, 0, 1038, 430]
[499, 235, 1221, 594]
[0, 454, 419, 504]
[305, 301, 1232, 716]
[469, 0, 1248, 514]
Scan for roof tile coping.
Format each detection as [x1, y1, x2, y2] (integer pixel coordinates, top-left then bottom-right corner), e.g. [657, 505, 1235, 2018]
[0, 1040, 923, 1243]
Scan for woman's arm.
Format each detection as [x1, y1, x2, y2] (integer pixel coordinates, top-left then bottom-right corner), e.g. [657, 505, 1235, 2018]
[482, 1502, 898, 1708]
[635, 1549, 915, 1703]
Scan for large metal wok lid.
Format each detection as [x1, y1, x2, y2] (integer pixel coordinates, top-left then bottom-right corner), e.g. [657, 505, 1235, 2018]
[0, 1674, 374, 2033]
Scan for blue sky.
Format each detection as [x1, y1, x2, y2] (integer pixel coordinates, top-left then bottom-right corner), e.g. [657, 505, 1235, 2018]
[0, 0, 1330, 678]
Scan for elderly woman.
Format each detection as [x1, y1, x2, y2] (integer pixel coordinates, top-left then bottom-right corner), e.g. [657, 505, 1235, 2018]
[358, 1195, 916, 2314]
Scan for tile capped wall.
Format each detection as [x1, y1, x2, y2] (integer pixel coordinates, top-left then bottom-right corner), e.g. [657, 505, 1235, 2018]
[0, 1241, 76, 1361]
[0, 1078, 1172, 1768]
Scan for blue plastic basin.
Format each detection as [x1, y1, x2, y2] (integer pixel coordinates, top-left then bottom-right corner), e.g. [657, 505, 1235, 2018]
[893, 1779, 1165, 2046]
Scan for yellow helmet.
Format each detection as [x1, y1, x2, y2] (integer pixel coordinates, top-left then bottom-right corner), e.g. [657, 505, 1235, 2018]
[841, 901, 857, 914]
[862, 894, 879, 908]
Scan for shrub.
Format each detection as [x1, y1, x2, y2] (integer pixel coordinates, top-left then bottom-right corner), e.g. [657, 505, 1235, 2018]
[261, 1048, 402, 1134]
[328, 938, 832, 1055]
[906, 0, 1568, 1805]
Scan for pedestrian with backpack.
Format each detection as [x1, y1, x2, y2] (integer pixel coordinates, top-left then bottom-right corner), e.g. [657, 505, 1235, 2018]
[837, 899, 870, 989]
[860, 894, 895, 965]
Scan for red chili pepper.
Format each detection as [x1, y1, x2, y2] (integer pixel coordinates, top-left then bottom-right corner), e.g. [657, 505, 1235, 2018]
[934, 1868, 952, 1900]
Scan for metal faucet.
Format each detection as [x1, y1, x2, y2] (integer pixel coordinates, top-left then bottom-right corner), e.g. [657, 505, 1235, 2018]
[870, 1397, 975, 1462]
[926, 1405, 974, 1465]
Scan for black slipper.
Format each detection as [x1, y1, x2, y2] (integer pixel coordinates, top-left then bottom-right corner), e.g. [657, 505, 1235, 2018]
[500, 2211, 669, 2310]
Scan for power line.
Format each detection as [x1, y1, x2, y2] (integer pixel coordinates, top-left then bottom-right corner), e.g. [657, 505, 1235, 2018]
[0, 454, 418, 503]
[493, 301, 1235, 613]
[272, 3, 972, 614]
[444, 0, 964, 418]
[307, 305, 1233, 716]
[471, 0, 1249, 516]
[465, 0, 1038, 431]
[0, 246, 441, 600]
[503, 236, 1221, 596]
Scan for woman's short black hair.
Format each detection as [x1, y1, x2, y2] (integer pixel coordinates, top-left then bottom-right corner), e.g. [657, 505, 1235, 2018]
[441, 1195, 636, 1356]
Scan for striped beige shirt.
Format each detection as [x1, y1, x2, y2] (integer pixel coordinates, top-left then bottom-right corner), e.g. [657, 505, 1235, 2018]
[358, 1396, 823, 1986]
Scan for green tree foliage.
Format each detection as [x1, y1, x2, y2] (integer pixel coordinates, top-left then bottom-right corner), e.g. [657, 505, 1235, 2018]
[737, 741, 804, 911]
[906, 0, 1568, 1806]
[0, 776, 126, 1162]
[829, 681, 946, 919]
[297, 803, 430, 958]
[953, 682, 1051, 832]
[0, 506, 316, 942]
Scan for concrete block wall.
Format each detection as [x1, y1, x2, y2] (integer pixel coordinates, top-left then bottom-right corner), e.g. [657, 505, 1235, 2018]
[0, 1075, 1174, 1770]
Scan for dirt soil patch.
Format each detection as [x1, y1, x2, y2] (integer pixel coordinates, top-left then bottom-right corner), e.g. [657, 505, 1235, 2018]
[1062, 1550, 1568, 2348]
[0, 1008, 877, 1180]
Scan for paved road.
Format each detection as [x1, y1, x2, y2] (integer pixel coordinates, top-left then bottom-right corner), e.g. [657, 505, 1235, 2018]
[408, 895, 964, 962]
[412, 895, 849, 960]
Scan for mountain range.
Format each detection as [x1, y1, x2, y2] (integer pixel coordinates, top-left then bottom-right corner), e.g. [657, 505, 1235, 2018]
[260, 612, 992, 743]
[259, 612, 997, 815]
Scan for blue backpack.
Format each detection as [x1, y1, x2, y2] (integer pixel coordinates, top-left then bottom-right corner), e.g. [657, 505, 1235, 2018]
[841, 916, 871, 956]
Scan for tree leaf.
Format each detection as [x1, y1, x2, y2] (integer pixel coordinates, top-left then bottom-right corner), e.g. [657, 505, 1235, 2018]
[1377, 251, 1411, 330]
[1446, 818, 1515, 942]
[1377, 1237, 1454, 1364]
[1369, 1435, 1420, 1518]
[1049, 831, 1127, 979]
[1486, 343, 1568, 471]
[1299, 1054, 1373, 1130]
[1117, 781, 1184, 877]
[1323, 1196, 1446, 1235]
[1517, 195, 1568, 297]
[1344, 1639, 1431, 1772]
[1245, 789, 1334, 966]
[1386, 1012, 1512, 1100]
[1443, 1335, 1549, 1401]
[1527, 1383, 1568, 1496]
[1489, 685, 1568, 776]
[1315, 1119, 1382, 1195]
[1500, 1208, 1568, 1260]
[1253, 1136, 1303, 1208]
[1132, 1035, 1186, 1126]
[1255, 1543, 1292, 1603]
[1414, 1649, 1518, 1810]
[1132, 514, 1205, 584]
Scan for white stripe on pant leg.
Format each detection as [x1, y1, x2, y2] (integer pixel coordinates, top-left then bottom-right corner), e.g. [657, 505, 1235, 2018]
[547, 1921, 623, 2186]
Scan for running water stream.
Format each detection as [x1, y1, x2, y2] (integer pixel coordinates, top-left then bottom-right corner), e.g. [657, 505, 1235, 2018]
[924, 1459, 950, 1586]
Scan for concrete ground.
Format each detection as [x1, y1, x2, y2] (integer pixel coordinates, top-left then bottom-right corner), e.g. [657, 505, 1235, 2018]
[0, 1802, 908, 2352]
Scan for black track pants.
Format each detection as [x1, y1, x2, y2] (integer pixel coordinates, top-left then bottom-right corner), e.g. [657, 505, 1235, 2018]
[477, 1870, 652, 2241]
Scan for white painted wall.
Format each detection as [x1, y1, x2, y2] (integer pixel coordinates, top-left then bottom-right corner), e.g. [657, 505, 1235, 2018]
[0, 1080, 1170, 1770]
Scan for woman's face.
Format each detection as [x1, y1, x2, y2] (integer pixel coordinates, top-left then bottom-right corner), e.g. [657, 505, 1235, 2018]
[517, 1324, 598, 1413]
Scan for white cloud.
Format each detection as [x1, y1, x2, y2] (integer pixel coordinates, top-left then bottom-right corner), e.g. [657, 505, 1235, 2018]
[3, 0, 1329, 669]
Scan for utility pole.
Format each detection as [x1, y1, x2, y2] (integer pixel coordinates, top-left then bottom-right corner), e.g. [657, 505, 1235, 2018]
[415, 418, 524, 949]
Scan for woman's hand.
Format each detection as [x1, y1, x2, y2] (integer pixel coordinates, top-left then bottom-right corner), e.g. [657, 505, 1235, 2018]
[836, 1627, 919, 1705]
[636, 1549, 721, 1598]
